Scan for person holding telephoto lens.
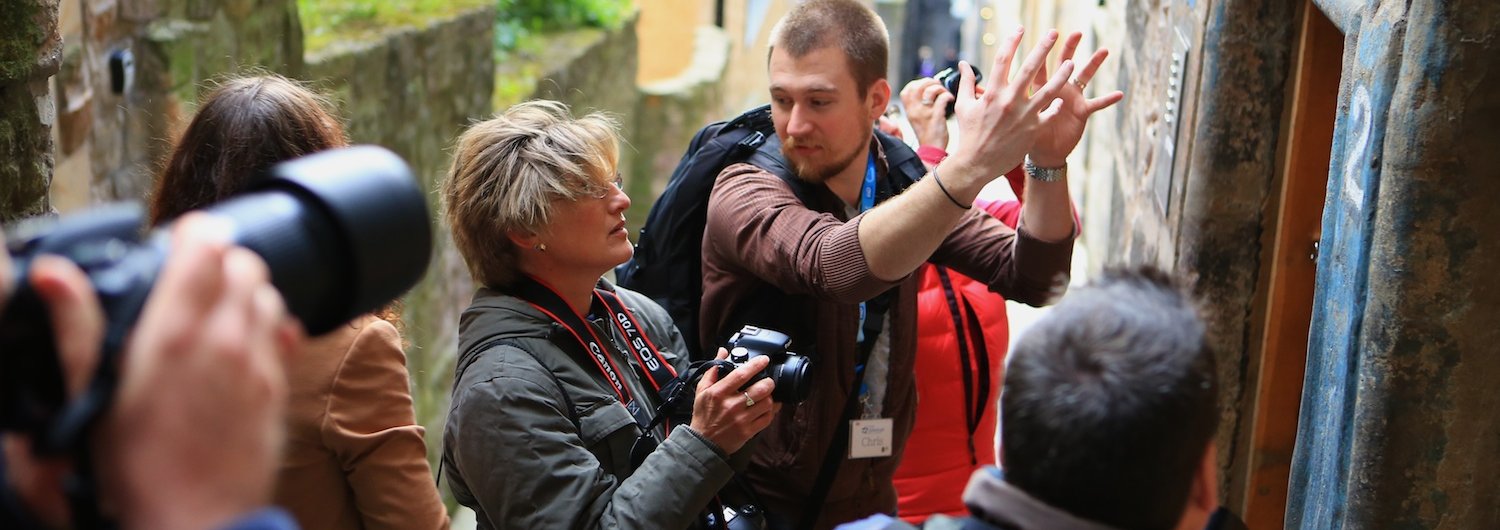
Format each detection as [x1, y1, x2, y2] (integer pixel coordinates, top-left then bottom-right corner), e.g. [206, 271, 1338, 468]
[148, 75, 448, 530]
[439, 100, 781, 530]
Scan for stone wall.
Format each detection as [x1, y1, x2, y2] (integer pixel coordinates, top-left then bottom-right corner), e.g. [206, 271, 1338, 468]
[47, 0, 303, 213]
[627, 25, 729, 235]
[301, 6, 497, 478]
[0, 0, 60, 222]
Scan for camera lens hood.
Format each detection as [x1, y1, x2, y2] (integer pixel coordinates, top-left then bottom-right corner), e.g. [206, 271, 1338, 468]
[244, 145, 432, 334]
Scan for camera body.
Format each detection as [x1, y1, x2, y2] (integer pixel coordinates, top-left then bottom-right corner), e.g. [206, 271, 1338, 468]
[934, 65, 984, 118]
[724, 326, 812, 404]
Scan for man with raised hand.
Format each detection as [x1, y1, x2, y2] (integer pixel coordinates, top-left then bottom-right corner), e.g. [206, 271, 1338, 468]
[698, 0, 1122, 527]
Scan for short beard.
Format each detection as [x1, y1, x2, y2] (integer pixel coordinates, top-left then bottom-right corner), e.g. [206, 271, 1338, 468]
[782, 137, 862, 184]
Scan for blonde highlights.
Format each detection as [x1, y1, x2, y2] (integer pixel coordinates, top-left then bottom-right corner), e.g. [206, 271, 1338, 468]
[441, 100, 621, 288]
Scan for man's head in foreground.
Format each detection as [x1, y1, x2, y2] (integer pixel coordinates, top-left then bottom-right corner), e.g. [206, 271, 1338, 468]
[1001, 267, 1220, 530]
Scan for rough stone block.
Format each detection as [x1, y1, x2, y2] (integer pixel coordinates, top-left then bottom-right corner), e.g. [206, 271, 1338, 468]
[0, 0, 62, 83]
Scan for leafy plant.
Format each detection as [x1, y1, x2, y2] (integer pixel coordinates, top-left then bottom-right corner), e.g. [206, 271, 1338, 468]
[494, 0, 631, 52]
[299, 0, 491, 54]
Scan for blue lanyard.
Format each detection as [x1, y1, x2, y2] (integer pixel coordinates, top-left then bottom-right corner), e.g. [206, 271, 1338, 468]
[857, 151, 876, 344]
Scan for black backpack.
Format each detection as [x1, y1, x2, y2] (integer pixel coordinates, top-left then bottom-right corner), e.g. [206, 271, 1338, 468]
[615, 104, 929, 359]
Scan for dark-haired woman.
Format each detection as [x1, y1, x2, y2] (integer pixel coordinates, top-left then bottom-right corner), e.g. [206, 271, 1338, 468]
[150, 75, 448, 530]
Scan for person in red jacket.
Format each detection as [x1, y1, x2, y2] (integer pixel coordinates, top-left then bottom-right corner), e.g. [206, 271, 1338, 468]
[883, 74, 1062, 523]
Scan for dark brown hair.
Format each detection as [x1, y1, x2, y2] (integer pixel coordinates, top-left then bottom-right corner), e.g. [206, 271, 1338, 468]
[768, 0, 889, 96]
[1001, 267, 1218, 530]
[149, 75, 402, 328]
[149, 75, 347, 225]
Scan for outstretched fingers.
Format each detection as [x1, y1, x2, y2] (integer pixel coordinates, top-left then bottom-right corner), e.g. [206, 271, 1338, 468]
[988, 27, 1026, 92]
[1030, 60, 1075, 114]
[1074, 48, 1110, 88]
[1033, 31, 1083, 90]
[1085, 90, 1126, 115]
[1010, 30, 1060, 100]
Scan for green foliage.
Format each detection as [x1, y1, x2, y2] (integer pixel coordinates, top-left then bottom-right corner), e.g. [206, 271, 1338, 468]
[494, 0, 631, 52]
[299, 0, 490, 54]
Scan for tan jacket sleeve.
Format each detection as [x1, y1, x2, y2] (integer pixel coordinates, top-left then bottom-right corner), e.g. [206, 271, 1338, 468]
[323, 320, 450, 530]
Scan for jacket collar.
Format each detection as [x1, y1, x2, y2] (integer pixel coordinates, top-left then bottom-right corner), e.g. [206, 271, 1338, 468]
[962, 467, 1121, 530]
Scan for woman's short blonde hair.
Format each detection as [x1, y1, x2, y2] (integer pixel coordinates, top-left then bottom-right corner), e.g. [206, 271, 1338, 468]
[442, 100, 621, 288]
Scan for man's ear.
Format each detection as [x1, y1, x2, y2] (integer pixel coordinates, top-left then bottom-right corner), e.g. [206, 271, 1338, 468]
[1190, 441, 1219, 512]
[867, 78, 892, 122]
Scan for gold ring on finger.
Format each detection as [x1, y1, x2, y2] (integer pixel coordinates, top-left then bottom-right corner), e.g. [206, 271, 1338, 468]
[743, 391, 756, 408]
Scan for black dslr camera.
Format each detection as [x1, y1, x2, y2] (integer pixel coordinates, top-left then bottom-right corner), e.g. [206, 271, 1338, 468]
[934, 65, 983, 118]
[722, 326, 812, 404]
[655, 325, 813, 428]
[0, 146, 432, 454]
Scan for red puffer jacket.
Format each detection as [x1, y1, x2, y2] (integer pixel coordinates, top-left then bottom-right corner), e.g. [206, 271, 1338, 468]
[894, 164, 1030, 523]
[892, 263, 1011, 523]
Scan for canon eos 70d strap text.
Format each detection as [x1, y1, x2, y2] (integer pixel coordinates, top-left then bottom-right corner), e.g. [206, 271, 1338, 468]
[509, 276, 677, 432]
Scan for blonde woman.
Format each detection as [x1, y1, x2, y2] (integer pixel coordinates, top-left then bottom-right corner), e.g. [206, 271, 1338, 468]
[440, 100, 779, 529]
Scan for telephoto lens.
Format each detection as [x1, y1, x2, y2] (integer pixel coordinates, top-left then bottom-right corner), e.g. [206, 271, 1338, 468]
[1, 145, 432, 445]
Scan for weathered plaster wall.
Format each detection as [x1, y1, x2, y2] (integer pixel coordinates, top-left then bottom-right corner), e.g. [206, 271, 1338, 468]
[636, 0, 706, 84]
[719, 0, 794, 113]
[0, 0, 59, 222]
[1290, 0, 1500, 527]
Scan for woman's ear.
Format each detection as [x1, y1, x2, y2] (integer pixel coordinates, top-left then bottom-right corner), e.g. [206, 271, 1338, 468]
[507, 230, 540, 250]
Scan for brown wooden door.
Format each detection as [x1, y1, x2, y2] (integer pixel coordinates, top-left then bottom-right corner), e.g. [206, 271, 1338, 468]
[1241, 1, 1342, 527]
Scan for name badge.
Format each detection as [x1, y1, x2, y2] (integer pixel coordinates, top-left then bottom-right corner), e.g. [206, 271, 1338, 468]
[849, 418, 894, 459]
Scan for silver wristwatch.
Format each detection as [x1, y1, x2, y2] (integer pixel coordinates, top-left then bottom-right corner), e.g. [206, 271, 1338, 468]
[1024, 156, 1067, 182]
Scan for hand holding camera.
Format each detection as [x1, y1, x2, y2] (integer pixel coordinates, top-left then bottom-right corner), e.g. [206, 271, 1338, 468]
[897, 66, 983, 153]
[689, 349, 780, 455]
[2, 217, 301, 530]
[0, 146, 432, 528]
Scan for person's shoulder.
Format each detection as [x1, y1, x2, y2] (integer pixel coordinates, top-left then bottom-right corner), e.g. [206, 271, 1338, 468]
[608, 283, 668, 318]
[835, 514, 920, 530]
[720, 161, 774, 181]
[454, 335, 558, 393]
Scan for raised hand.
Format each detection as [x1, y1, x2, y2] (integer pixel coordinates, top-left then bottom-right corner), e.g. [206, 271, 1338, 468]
[898, 77, 953, 150]
[1027, 31, 1125, 168]
[946, 27, 1075, 186]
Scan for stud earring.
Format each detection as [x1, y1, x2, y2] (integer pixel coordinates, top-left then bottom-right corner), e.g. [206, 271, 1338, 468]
[534, 243, 548, 252]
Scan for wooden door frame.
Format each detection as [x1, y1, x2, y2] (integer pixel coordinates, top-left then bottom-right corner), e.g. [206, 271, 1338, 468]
[1239, 0, 1342, 526]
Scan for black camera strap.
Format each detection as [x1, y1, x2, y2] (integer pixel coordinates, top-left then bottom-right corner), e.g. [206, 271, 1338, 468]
[934, 266, 992, 465]
[509, 276, 673, 435]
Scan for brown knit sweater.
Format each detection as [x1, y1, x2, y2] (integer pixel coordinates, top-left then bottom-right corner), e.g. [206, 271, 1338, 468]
[699, 149, 1075, 529]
